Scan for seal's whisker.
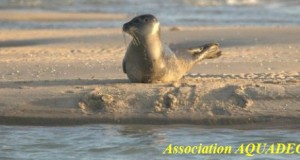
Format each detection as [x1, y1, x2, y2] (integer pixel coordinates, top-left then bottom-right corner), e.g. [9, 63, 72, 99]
[131, 34, 136, 46]
[135, 36, 141, 45]
[132, 36, 137, 46]
[133, 39, 137, 46]
[131, 33, 139, 46]
[132, 33, 140, 46]
[129, 32, 135, 45]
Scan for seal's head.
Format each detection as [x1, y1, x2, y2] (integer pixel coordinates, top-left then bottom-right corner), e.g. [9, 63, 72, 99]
[123, 14, 160, 37]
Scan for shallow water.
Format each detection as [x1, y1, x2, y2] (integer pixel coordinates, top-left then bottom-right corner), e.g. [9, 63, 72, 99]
[0, 0, 300, 28]
[1, 125, 299, 160]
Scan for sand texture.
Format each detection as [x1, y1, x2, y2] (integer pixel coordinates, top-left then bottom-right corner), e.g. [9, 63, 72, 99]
[0, 25, 299, 125]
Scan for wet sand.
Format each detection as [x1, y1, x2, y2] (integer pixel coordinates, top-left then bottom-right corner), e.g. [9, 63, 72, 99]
[0, 24, 299, 125]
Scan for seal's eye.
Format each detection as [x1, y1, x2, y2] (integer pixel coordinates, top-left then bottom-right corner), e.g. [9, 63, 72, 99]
[144, 18, 149, 22]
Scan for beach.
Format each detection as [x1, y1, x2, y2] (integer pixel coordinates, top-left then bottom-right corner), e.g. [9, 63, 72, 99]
[0, 12, 299, 125]
[1, 1, 300, 159]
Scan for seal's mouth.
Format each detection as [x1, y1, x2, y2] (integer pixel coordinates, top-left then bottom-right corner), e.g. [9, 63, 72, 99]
[122, 23, 140, 46]
[123, 22, 136, 34]
[122, 25, 140, 43]
[122, 24, 135, 37]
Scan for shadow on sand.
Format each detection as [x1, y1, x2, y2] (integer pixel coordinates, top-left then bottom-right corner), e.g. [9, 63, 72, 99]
[0, 78, 130, 89]
[0, 34, 107, 48]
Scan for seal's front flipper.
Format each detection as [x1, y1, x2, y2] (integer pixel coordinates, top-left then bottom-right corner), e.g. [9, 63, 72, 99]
[188, 43, 222, 62]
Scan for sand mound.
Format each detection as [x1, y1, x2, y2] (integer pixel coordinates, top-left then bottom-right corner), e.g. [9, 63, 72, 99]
[78, 73, 300, 124]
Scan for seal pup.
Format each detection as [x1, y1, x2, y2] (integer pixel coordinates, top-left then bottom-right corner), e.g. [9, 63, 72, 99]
[122, 14, 221, 83]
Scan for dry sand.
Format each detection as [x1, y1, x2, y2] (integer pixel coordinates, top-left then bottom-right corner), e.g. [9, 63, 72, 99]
[0, 20, 299, 125]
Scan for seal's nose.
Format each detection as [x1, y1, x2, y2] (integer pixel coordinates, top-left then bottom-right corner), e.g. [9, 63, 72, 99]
[122, 22, 130, 32]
